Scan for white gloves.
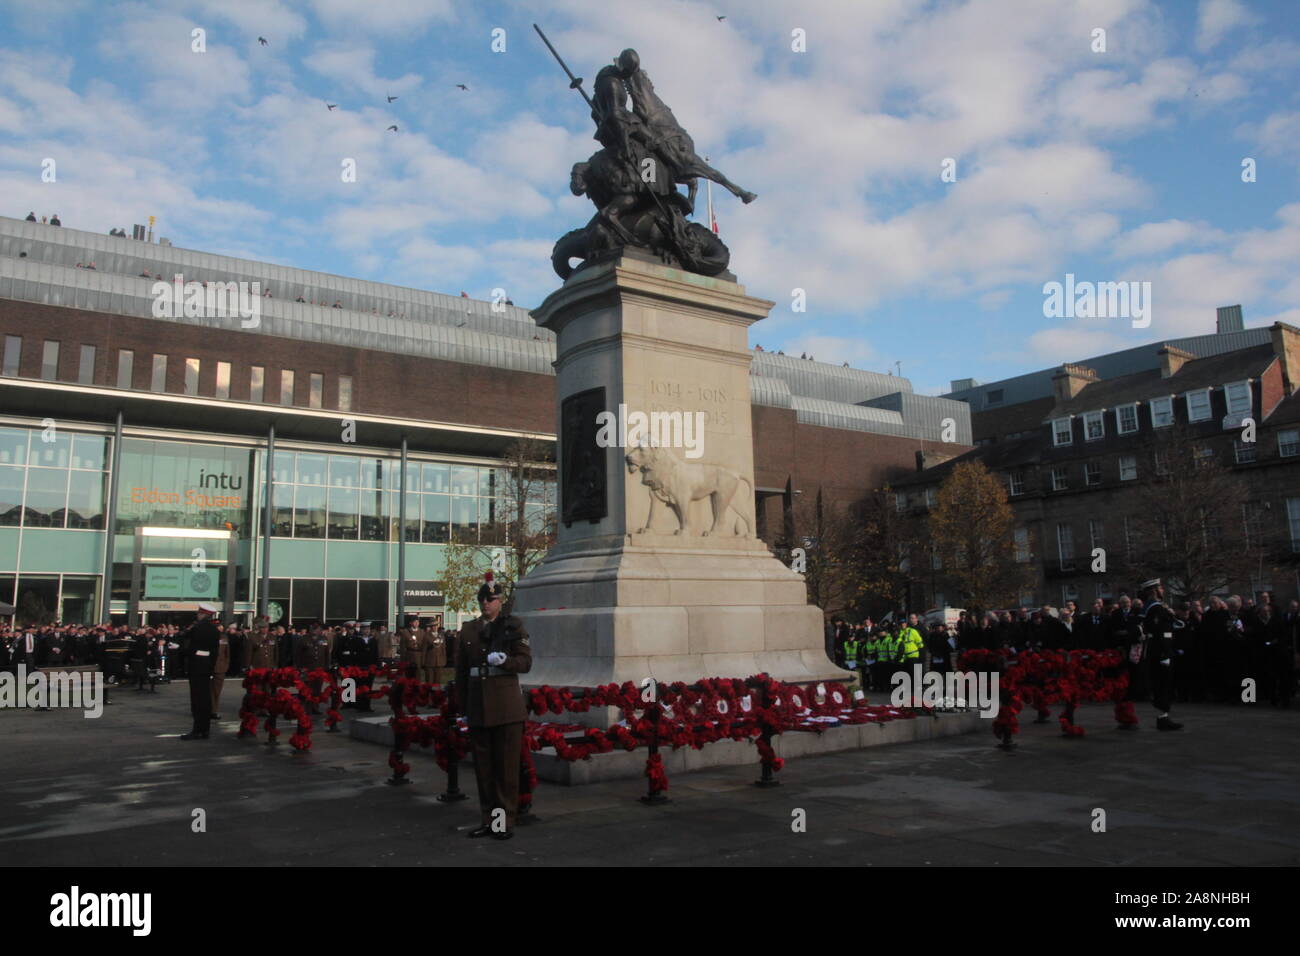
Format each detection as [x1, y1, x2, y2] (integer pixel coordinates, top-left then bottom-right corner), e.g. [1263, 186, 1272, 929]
[487, 652, 506, 666]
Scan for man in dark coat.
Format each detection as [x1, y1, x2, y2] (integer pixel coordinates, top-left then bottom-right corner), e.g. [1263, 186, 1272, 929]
[176, 604, 221, 740]
[1140, 581, 1182, 731]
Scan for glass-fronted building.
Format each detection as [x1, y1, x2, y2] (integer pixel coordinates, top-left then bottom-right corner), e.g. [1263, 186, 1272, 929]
[0, 419, 554, 628]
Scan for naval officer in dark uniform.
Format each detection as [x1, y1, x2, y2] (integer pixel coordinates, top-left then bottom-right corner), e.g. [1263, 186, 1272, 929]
[177, 603, 221, 740]
[1140, 579, 1183, 731]
[454, 575, 531, 840]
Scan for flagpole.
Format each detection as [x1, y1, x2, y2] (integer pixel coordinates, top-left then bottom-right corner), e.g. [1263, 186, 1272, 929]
[705, 155, 717, 234]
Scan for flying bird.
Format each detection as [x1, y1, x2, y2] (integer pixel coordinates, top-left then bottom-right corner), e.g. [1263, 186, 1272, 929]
[326, 102, 337, 111]
[456, 83, 469, 91]
[717, 15, 726, 20]
[386, 124, 398, 132]
[258, 36, 268, 45]
[387, 94, 399, 103]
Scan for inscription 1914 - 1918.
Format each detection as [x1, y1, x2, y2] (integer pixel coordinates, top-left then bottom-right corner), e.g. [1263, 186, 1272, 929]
[560, 387, 608, 526]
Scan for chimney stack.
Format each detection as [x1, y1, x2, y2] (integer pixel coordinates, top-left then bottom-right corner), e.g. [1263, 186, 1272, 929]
[1051, 363, 1098, 402]
[1216, 304, 1244, 334]
[1272, 322, 1300, 396]
[1158, 345, 1195, 379]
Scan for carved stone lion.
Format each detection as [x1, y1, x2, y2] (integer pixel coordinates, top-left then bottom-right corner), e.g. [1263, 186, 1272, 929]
[624, 444, 752, 536]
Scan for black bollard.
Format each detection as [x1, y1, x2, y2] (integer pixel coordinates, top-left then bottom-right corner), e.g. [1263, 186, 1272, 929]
[639, 703, 670, 805]
[437, 747, 468, 802]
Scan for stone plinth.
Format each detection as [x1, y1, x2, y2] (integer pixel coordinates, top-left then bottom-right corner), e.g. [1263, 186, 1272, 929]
[513, 253, 836, 691]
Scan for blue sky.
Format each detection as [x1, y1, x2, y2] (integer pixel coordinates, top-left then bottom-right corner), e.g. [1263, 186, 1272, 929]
[1, 0, 1297, 395]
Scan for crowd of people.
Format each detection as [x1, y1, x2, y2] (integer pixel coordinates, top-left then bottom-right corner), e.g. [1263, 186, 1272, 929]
[831, 590, 1300, 709]
[0, 616, 459, 717]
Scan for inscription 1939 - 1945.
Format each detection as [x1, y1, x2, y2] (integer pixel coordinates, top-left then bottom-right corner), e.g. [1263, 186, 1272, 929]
[560, 387, 608, 526]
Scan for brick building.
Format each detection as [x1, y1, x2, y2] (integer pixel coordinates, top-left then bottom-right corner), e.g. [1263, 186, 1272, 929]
[895, 316, 1300, 610]
[0, 215, 970, 627]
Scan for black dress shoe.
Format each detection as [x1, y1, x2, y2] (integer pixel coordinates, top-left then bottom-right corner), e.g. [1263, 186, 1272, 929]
[467, 825, 493, 838]
[492, 829, 515, 841]
[1156, 717, 1183, 731]
[211, 714, 221, 721]
[180, 732, 209, 740]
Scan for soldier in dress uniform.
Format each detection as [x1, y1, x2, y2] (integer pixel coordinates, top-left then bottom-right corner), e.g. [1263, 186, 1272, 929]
[398, 618, 422, 677]
[294, 625, 331, 714]
[1140, 580, 1183, 731]
[454, 577, 531, 841]
[375, 623, 396, 666]
[246, 616, 276, 669]
[420, 621, 447, 685]
[210, 626, 231, 720]
[176, 603, 221, 740]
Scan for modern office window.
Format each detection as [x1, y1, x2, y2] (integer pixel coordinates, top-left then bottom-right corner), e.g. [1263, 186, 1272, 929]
[2, 336, 19, 377]
[250, 365, 265, 403]
[338, 375, 353, 412]
[1085, 461, 1101, 485]
[309, 373, 323, 409]
[1119, 454, 1137, 481]
[1185, 388, 1212, 423]
[280, 369, 295, 406]
[1234, 440, 1257, 464]
[1150, 396, 1174, 428]
[1051, 466, 1068, 491]
[1286, 498, 1300, 551]
[41, 341, 60, 380]
[116, 349, 133, 388]
[77, 345, 95, 385]
[150, 354, 167, 392]
[1008, 470, 1025, 496]
[1224, 381, 1252, 417]
[215, 361, 231, 400]
[184, 357, 200, 395]
[1116, 403, 1139, 434]
[1014, 528, 1029, 563]
[1278, 428, 1299, 458]
[1052, 417, 1072, 446]
[1083, 410, 1104, 441]
[1056, 523, 1075, 570]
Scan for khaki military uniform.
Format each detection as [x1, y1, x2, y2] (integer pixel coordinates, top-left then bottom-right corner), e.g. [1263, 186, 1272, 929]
[420, 628, 448, 684]
[376, 627, 396, 661]
[210, 634, 231, 716]
[247, 626, 277, 669]
[454, 614, 531, 830]
[398, 627, 422, 676]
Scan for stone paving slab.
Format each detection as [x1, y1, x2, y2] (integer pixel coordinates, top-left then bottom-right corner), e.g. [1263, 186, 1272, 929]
[1, 685, 1297, 867]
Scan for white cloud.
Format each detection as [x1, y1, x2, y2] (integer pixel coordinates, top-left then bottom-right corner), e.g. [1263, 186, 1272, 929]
[309, 0, 456, 36]
[303, 44, 422, 101]
[1110, 219, 1224, 259]
[1195, 0, 1260, 54]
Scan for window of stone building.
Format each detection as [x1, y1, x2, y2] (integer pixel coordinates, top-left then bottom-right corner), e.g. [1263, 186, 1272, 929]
[1185, 388, 1212, 423]
[1089, 518, 1105, 551]
[1224, 381, 1252, 417]
[1014, 528, 1029, 563]
[1056, 523, 1074, 570]
[1278, 428, 1299, 458]
[1008, 470, 1025, 496]
[2, 336, 19, 377]
[1286, 498, 1300, 551]
[1119, 455, 1137, 481]
[1051, 466, 1068, 491]
[1052, 417, 1072, 446]
[924, 487, 937, 508]
[78, 345, 95, 385]
[1083, 410, 1104, 441]
[116, 349, 133, 388]
[1150, 396, 1174, 428]
[1234, 440, 1256, 464]
[895, 491, 907, 513]
[1116, 403, 1139, 434]
[1085, 461, 1101, 485]
[41, 340, 60, 380]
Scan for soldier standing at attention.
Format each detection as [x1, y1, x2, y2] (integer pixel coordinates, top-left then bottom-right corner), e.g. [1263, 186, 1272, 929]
[177, 603, 220, 740]
[1140, 579, 1183, 731]
[455, 576, 531, 841]
[210, 625, 231, 721]
[420, 620, 447, 684]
